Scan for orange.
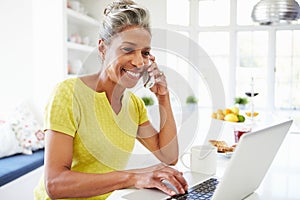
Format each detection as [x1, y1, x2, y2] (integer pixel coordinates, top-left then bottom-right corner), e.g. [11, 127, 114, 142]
[245, 112, 259, 117]
[223, 108, 232, 115]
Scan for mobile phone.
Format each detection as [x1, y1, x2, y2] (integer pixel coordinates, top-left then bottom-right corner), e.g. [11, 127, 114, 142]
[142, 62, 155, 88]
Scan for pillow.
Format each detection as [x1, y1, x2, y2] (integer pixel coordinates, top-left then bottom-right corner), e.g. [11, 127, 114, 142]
[0, 121, 23, 158]
[8, 102, 45, 155]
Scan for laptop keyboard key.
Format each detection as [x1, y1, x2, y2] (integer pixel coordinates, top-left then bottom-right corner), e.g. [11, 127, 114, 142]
[166, 178, 219, 200]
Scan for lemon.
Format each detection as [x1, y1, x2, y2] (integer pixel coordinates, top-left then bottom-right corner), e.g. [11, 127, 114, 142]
[217, 109, 223, 114]
[211, 112, 217, 119]
[231, 106, 239, 115]
[217, 113, 225, 120]
[224, 113, 239, 122]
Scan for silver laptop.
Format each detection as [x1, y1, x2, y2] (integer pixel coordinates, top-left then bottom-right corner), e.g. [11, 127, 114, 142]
[123, 119, 293, 200]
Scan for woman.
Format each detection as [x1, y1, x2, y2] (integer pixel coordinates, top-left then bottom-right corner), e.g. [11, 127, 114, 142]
[34, 0, 187, 199]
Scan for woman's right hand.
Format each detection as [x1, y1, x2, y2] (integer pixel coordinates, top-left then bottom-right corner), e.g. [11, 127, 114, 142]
[132, 163, 188, 196]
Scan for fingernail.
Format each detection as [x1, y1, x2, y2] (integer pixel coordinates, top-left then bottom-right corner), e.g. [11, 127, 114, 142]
[171, 191, 176, 196]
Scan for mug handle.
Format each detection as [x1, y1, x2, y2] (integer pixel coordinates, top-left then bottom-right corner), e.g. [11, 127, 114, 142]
[180, 152, 191, 169]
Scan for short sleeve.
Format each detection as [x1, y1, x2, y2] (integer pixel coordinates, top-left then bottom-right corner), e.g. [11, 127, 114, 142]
[130, 93, 149, 125]
[44, 79, 80, 137]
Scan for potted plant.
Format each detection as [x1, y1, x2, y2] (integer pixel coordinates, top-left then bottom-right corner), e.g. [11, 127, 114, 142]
[185, 95, 198, 111]
[234, 96, 248, 109]
[141, 96, 154, 106]
[186, 95, 198, 104]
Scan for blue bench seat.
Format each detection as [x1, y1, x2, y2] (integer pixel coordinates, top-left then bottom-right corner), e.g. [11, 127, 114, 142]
[0, 149, 44, 186]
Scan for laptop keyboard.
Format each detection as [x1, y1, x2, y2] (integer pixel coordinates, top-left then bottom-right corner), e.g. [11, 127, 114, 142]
[166, 178, 219, 200]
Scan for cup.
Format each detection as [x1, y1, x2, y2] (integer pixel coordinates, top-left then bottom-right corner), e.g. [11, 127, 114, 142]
[234, 126, 251, 143]
[180, 145, 217, 175]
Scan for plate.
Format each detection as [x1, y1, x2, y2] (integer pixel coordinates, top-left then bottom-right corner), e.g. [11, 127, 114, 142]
[218, 152, 233, 158]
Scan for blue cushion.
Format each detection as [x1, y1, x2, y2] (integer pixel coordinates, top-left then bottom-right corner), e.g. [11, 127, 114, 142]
[0, 149, 44, 186]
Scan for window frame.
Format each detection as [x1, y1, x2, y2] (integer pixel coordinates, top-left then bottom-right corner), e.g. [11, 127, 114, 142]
[165, 0, 300, 111]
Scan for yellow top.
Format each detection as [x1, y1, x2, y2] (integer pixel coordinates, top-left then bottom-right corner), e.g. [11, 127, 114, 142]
[34, 78, 148, 200]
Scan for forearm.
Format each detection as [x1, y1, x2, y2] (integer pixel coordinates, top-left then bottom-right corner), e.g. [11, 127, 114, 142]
[45, 169, 135, 199]
[157, 93, 178, 164]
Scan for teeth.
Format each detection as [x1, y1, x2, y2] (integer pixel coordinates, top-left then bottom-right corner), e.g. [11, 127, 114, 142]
[126, 70, 140, 78]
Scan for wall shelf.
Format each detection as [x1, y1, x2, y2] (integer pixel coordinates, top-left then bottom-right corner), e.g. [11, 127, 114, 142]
[66, 8, 99, 27]
[67, 42, 95, 53]
[65, 0, 101, 79]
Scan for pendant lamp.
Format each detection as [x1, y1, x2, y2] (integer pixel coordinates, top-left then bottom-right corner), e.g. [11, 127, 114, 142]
[251, 0, 300, 25]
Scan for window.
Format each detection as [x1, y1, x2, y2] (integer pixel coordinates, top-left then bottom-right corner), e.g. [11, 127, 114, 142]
[237, 0, 255, 25]
[166, 0, 190, 26]
[198, 32, 229, 91]
[165, 0, 300, 121]
[198, 0, 230, 26]
[275, 30, 300, 109]
[236, 31, 268, 108]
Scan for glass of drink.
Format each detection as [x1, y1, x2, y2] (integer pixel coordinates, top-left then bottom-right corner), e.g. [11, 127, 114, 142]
[234, 126, 251, 143]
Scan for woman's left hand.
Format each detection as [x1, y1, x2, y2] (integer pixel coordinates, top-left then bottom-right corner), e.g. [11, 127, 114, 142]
[148, 56, 168, 96]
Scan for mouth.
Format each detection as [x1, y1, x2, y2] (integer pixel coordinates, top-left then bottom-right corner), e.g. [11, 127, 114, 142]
[121, 68, 142, 79]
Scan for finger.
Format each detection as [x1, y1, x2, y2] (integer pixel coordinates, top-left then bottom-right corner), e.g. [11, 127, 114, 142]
[154, 76, 166, 84]
[155, 180, 177, 196]
[147, 62, 158, 72]
[149, 68, 164, 77]
[169, 170, 188, 193]
[155, 168, 187, 194]
[174, 172, 189, 191]
[149, 54, 155, 62]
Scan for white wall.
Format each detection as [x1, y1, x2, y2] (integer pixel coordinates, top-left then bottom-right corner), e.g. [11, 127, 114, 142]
[32, 0, 65, 119]
[0, 0, 166, 120]
[99, 0, 167, 28]
[0, 0, 66, 120]
[0, 0, 34, 118]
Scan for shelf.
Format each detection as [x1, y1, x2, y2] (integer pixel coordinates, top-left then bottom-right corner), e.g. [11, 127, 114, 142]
[67, 8, 99, 27]
[67, 42, 95, 53]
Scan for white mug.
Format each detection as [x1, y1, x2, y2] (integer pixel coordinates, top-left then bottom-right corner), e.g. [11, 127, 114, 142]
[180, 145, 217, 175]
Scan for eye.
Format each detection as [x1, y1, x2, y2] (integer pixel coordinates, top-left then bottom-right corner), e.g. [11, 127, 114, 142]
[122, 47, 134, 53]
[142, 51, 150, 57]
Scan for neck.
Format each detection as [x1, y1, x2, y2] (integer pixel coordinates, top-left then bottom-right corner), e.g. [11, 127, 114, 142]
[96, 71, 125, 105]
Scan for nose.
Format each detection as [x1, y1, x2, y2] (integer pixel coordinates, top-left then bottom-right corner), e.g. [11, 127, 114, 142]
[131, 51, 146, 68]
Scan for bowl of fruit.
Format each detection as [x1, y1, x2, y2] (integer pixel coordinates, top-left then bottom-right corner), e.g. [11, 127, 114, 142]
[211, 106, 245, 123]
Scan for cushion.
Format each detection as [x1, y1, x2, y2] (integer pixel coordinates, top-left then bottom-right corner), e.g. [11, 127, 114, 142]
[0, 149, 44, 186]
[8, 102, 45, 155]
[0, 121, 22, 158]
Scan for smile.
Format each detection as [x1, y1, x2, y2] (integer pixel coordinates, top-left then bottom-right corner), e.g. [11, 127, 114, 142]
[122, 69, 141, 78]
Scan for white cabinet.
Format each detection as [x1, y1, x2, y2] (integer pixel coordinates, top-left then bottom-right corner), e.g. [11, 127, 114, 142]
[65, 0, 102, 77]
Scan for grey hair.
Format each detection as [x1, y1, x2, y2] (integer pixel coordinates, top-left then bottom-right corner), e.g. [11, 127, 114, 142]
[99, 0, 151, 43]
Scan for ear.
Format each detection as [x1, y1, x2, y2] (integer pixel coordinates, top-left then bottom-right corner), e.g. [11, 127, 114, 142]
[98, 39, 106, 60]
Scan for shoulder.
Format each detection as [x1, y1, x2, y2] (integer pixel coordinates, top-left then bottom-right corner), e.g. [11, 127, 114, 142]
[52, 78, 80, 96]
[127, 91, 144, 104]
[55, 78, 77, 91]
[125, 91, 147, 114]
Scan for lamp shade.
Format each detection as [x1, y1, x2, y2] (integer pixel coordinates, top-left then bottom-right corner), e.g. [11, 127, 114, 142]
[251, 0, 300, 25]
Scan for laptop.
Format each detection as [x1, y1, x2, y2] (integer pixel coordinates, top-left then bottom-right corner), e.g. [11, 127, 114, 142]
[123, 119, 293, 200]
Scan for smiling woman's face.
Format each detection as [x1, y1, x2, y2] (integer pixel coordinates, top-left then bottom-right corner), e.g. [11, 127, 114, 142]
[103, 27, 152, 88]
